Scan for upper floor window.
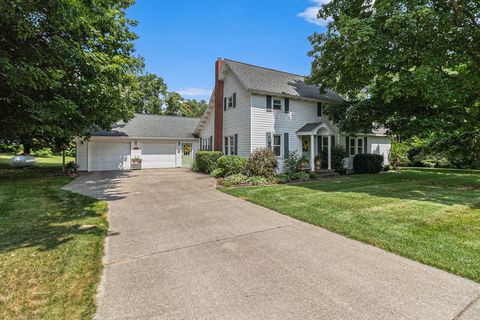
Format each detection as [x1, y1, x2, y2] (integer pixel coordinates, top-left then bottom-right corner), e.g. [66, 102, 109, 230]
[273, 98, 282, 110]
[228, 96, 233, 108]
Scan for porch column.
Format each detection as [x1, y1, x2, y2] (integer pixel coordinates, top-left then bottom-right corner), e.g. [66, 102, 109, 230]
[310, 134, 315, 172]
[327, 135, 332, 170]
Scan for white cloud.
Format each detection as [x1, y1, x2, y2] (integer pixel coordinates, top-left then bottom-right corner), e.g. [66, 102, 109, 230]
[176, 87, 211, 97]
[298, 0, 331, 26]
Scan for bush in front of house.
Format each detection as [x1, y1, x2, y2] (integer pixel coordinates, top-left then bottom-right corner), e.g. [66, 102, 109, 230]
[246, 148, 278, 177]
[195, 151, 223, 173]
[275, 171, 311, 183]
[214, 155, 248, 177]
[320, 145, 346, 172]
[284, 151, 301, 173]
[64, 161, 79, 175]
[219, 173, 276, 187]
[353, 154, 384, 174]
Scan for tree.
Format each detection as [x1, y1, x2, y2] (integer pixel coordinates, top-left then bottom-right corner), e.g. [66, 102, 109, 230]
[307, 0, 480, 167]
[0, 0, 142, 153]
[164, 92, 184, 116]
[181, 99, 208, 117]
[129, 73, 167, 115]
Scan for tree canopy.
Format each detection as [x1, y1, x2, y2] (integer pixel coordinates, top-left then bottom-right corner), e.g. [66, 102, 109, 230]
[308, 0, 480, 167]
[0, 0, 141, 152]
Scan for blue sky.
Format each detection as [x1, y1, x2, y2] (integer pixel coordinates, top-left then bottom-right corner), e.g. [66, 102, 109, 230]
[127, 0, 327, 101]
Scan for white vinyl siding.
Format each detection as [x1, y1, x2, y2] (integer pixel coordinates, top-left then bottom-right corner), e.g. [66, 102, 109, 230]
[198, 107, 215, 150]
[76, 138, 88, 171]
[223, 71, 250, 157]
[250, 94, 327, 171]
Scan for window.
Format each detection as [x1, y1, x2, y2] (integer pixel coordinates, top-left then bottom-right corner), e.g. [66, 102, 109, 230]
[228, 96, 233, 108]
[322, 136, 329, 152]
[357, 138, 363, 155]
[273, 135, 281, 156]
[273, 98, 282, 110]
[350, 138, 356, 156]
[224, 136, 235, 155]
[266, 132, 272, 149]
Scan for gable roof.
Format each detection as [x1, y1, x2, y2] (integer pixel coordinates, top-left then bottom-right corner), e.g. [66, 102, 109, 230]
[222, 59, 344, 103]
[91, 114, 200, 138]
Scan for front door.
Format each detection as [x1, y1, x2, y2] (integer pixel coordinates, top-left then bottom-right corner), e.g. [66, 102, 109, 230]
[182, 143, 193, 168]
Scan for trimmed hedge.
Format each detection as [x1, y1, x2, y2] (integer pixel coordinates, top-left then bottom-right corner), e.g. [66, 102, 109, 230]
[195, 151, 223, 173]
[216, 155, 247, 177]
[353, 154, 384, 174]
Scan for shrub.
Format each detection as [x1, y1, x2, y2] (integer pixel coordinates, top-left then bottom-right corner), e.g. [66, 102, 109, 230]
[246, 148, 277, 177]
[275, 171, 311, 183]
[195, 151, 222, 173]
[320, 145, 346, 171]
[284, 151, 301, 173]
[290, 171, 310, 181]
[216, 155, 247, 177]
[0, 143, 21, 153]
[64, 161, 79, 175]
[389, 140, 410, 167]
[210, 168, 225, 178]
[192, 160, 199, 172]
[353, 154, 384, 174]
[33, 148, 53, 157]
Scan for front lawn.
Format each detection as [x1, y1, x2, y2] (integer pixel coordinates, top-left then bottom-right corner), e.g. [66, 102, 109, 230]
[223, 169, 480, 282]
[0, 154, 108, 319]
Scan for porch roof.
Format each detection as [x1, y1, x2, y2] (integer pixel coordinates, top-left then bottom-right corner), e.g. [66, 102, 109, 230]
[296, 122, 334, 135]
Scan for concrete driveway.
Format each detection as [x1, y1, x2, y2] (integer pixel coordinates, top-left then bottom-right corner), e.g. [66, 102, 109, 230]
[64, 169, 480, 320]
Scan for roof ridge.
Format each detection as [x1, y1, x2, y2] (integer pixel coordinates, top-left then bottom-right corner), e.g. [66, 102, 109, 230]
[224, 59, 307, 78]
[134, 113, 200, 120]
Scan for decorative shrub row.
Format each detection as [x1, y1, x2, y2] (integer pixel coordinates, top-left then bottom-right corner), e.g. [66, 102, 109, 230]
[194, 151, 223, 173]
[353, 154, 384, 174]
[212, 155, 248, 177]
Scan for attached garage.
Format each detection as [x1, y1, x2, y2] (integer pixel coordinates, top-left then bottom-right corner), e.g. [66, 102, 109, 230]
[76, 114, 200, 172]
[139, 142, 176, 169]
[89, 142, 131, 171]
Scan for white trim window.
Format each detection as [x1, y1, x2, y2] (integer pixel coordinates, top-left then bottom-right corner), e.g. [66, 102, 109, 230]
[224, 136, 235, 155]
[228, 96, 233, 108]
[357, 138, 363, 155]
[349, 138, 364, 156]
[273, 97, 283, 110]
[273, 134, 281, 156]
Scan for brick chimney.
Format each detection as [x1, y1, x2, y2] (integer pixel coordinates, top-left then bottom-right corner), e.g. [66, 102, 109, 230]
[213, 58, 224, 151]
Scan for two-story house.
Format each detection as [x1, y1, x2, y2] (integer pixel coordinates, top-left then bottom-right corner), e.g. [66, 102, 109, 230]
[75, 59, 390, 172]
[195, 59, 391, 172]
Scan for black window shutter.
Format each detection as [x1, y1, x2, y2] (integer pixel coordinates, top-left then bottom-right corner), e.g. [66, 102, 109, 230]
[234, 134, 238, 155]
[317, 102, 322, 117]
[284, 133, 289, 158]
[331, 135, 335, 149]
[266, 95, 272, 111]
[345, 136, 350, 157]
[364, 137, 368, 154]
[224, 97, 227, 111]
[233, 92, 237, 108]
[284, 98, 289, 113]
[209, 136, 213, 151]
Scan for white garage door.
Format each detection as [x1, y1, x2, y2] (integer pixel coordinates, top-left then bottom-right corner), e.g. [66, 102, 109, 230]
[141, 143, 176, 168]
[89, 142, 131, 171]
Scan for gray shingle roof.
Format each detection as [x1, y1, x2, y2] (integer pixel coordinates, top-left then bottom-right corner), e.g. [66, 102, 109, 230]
[224, 60, 344, 103]
[296, 122, 324, 133]
[91, 114, 200, 138]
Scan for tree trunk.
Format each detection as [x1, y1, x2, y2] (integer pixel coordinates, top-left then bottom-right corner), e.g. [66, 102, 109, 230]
[22, 141, 31, 155]
[62, 149, 66, 173]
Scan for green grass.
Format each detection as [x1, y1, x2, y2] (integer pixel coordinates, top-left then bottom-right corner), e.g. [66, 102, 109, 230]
[223, 168, 480, 282]
[0, 154, 108, 319]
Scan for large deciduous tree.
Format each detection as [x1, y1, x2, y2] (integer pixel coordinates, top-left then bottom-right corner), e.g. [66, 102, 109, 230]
[0, 0, 141, 153]
[308, 0, 480, 167]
